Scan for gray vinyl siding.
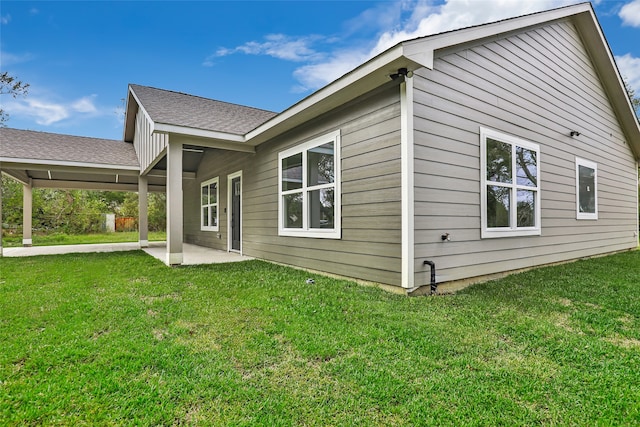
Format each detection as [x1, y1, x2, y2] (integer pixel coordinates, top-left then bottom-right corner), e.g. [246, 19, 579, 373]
[184, 85, 403, 285]
[412, 19, 638, 286]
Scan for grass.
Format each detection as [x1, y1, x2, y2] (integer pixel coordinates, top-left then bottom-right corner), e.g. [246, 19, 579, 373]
[1, 250, 639, 425]
[1, 231, 166, 247]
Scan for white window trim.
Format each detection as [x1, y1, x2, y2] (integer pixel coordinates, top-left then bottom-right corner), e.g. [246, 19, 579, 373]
[576, 157, 598, 220]
[278, 130, 341, 239]
[200, 176, 219, 231]
[480, 127, 541, 239]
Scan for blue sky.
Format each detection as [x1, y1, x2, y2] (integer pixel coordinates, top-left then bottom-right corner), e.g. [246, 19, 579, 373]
[1, 0, 639, 140]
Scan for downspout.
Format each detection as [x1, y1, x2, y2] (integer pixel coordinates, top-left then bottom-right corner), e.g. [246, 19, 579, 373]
[423, 260, 437, 294]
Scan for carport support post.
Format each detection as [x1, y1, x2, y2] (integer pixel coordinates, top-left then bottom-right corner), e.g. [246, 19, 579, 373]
[23, 180, 33, 247]
[166, 140, 183, 265]
[138, 175, 149, 248]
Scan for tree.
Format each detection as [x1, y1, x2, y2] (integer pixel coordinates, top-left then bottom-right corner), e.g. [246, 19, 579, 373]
[0, 72, 29, 125]
[1, 72, 28, 236]
[623, 77, 639, 118]
[0, 178, 23, 231]
[116, 192, 167, 232]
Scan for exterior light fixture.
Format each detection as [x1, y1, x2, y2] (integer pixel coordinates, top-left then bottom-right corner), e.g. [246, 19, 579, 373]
[390, 68, 413, 80]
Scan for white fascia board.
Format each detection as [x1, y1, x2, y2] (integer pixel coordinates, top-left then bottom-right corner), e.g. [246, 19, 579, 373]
[574, 8, 640, 159]
[411, 3, 592, 56]
[153, 123, 246, 143]
[0, 157, 140, 173]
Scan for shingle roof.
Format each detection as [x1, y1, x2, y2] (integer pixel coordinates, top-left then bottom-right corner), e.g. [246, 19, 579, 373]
[130, 84, 277, 135]
[0, 127, 139, 168]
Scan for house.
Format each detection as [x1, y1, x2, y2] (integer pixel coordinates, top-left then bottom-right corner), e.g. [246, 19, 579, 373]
[2, 3, 639, 294]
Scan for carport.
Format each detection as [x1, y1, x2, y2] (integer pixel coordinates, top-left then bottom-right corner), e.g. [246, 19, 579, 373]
[0, 127, 166, 255]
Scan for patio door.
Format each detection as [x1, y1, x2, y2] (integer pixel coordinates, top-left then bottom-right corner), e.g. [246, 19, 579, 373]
[228, 171, 242, 253]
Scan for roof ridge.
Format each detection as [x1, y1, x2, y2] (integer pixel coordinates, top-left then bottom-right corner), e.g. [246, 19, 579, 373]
[128, 83, 277, 114]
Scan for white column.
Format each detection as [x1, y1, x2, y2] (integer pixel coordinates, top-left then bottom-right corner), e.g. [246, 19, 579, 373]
[23, 181, 33, 247]
[166, 141, 183, 265]
[138, 175, 149, 248]
[400, 76, 415, 289]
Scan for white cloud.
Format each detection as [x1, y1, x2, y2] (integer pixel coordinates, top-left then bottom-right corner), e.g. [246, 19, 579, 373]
[370, 0, 576, 57]
[0, 50, 34, 66]
[5, 99, 70, 125]
[616, 53, 640, 95]
[3, 93, 106, 126]
[205, 33, 326, 67]
[619, 0, 640, 27]
[113, 105, 125, 125]
[71, 95, 98, 113]
[299, 0, 577, 90]
[292, 50, 368, 91]
[1, 14, 10, 24]
[205, 0, 582, 92]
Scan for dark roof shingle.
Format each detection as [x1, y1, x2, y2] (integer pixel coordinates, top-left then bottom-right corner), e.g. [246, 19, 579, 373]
[0, 127, 139, 167]
[130, 84, 277, 135]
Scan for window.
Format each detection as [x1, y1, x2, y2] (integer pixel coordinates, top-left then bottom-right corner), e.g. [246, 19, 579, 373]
[480, 128, 541, 238]
[278, 130, 341, 239]
[201, 177, 219, 231]
[576, 157, 597, 220]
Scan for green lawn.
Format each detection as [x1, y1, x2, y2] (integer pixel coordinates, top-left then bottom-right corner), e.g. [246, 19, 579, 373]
[2, 231, 166, 247]
[1, 250, 639, 425]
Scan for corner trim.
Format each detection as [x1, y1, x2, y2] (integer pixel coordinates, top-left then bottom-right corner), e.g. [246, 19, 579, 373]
[400, 77, 415, 289]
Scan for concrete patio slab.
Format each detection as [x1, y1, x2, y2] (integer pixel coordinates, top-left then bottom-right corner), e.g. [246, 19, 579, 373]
[2, 241, 145, 257]
[2, 241, 253, 265]
[143, 243, 253, 265]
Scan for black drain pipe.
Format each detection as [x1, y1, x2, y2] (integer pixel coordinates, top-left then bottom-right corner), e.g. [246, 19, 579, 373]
[423, 260, 437, 294]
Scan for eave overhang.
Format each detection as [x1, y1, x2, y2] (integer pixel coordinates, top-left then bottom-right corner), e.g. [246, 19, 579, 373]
[0, 157, 140, 175]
